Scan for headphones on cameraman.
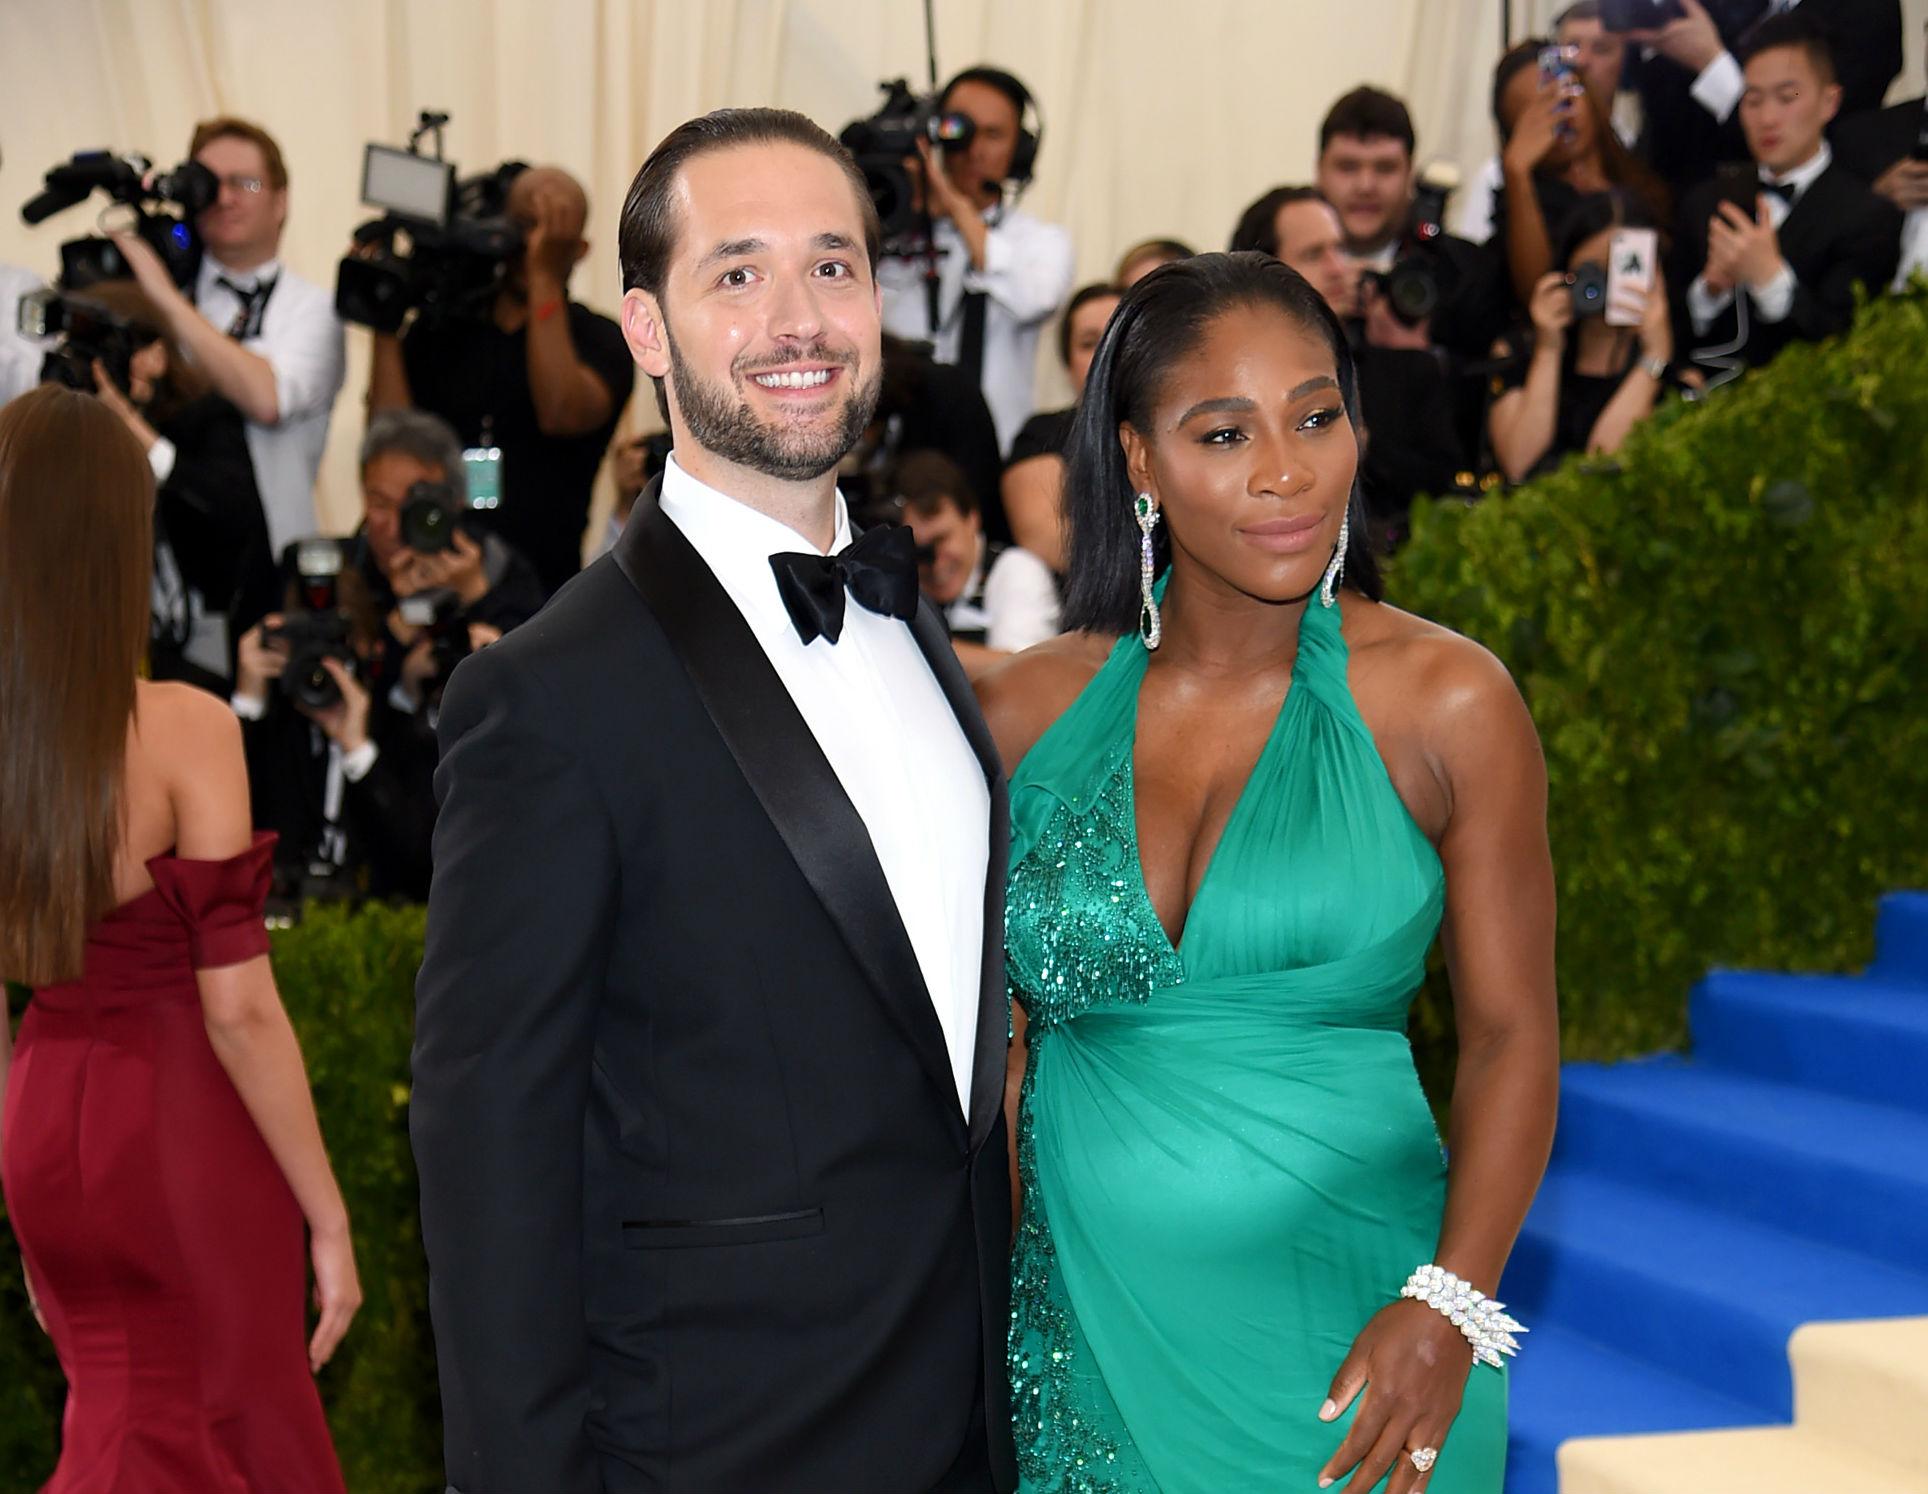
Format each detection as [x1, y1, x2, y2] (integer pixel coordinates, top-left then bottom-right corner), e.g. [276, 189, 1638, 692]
[940, 67, 1044, 192]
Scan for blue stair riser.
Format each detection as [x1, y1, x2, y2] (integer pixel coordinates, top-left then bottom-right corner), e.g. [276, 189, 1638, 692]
[1551, 1088, 1928, 1274]
[1689, 974, 1928, 1115]
[1502, 1228, 1793, 1418]
[1871, 891, 1928, 984]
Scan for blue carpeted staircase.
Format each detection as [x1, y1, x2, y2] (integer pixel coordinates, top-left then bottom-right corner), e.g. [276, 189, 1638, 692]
[1498, 892, 1928, 1494]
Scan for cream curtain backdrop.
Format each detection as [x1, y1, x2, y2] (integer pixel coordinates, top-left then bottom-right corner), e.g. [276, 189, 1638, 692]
[2, 0, 1922, 540]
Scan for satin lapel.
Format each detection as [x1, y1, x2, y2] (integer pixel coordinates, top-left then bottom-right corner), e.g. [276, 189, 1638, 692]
[1776, 169, 1838, 271]
[615, 488, 965, 1135]
[904, 599, 1011, 1151]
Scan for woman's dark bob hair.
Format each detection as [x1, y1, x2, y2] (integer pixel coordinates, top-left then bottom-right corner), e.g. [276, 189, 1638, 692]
[1059, 250, 1381, 636]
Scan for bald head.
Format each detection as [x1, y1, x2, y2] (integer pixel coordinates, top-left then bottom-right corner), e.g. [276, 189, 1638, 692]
[507, 165, 592, 294]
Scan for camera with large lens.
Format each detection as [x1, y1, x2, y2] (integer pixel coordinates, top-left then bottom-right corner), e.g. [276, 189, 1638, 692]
[398, 476, 468, 554]
[265, 538, 357, 711]
[335, 112, 526, 333]
[17, 287, 159, 392]
[1367, 164, 1463, 329]
[19, 151, 214, 290]
[397, 585, 472, 691]
[839, 80, 975, 250]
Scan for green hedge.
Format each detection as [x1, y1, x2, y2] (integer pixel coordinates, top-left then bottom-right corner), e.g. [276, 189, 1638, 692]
[2, 903, 442, 1493]
[4, 293, 1925, 1489]
[1394, 287, 1928, 1068]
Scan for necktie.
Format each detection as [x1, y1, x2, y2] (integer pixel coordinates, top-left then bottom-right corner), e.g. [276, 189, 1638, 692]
[1758, 178, 1798, 207]
[216, 275, 270, 339]
[769, 524, 921, 645]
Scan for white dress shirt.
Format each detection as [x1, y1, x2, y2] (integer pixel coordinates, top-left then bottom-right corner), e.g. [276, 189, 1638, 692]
[0, 262, 47, 408]
[658, 455, 991, 1112]
[1894, 207, 1927, 292]
[1687, 143, 1832, 333]
[878, 205, 1075, 456]
[1689, 0, 1802, 122]
[193, 254, 346, 556]
[947, 540, 1061, 653]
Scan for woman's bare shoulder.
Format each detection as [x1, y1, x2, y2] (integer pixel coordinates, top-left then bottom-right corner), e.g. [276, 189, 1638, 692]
[133, 681, 252, 856]
[1345, 597, 1535, 742]
[974, 631, 1116, 774]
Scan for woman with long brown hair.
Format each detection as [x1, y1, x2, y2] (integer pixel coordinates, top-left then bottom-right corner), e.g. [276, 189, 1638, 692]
[0, 384, 357, 1491]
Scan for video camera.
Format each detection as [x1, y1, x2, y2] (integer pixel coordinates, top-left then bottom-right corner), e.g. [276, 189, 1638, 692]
[839, 80, 975, 249]
[19, 151, 215, 290]
[336, 112, 527, 333]
[1366, 163, 1463, 329]
[15, 287, 159, 392]
[265, 538, 358, 712]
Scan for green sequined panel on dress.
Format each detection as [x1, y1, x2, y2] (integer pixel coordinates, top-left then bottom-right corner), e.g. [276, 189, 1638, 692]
[1004, 599, 1508, 1493]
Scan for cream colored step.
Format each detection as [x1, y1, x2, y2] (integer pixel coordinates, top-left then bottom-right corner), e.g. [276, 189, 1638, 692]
[1792, 1317, 1928, 1481]
[1557, 1425, 1923, 1494]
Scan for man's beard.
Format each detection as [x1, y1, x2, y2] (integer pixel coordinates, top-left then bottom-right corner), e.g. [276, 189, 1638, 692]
[665, 321, 881, 482]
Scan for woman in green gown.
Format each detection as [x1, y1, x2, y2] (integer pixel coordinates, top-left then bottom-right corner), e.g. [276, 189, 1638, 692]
[979, 253, 1558, 1494]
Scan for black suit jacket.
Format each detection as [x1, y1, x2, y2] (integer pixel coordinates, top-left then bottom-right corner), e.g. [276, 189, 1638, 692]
[1631, 0, 1903, 194]
[1834, 95, 1922, 184]
[1675, 161, 1902, 366]
[411, 483, 1017, 1494]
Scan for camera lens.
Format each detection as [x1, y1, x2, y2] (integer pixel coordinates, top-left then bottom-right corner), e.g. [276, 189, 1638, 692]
[400, 493, 455, 553]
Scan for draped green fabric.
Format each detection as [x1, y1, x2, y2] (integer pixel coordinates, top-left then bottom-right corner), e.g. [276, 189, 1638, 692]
[1006, 595, 1507, 1492]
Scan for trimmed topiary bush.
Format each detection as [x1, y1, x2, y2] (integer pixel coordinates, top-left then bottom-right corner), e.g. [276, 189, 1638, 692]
[1394, 288, 1928, 1077]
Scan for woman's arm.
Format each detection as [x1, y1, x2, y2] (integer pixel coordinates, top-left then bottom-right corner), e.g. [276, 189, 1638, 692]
[163, 688, 361, 1370]
[1587, 281, 1674, 457]
[1000, 454, 1069, 573]
[1318, 636, 1558, 1494]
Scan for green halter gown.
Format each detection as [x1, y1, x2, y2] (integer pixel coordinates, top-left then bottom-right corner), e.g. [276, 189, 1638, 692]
[1005, 594, 1507, 1492]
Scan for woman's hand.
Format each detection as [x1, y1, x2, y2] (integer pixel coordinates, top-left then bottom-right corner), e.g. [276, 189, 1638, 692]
[1527, 271, 1575, 349]
[306, 1219, 361, 1373]
[1317, 1299, 1473, 1492]
[1502, 79, 1569, 178]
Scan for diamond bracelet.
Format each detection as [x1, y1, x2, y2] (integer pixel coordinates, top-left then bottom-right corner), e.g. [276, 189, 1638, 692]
[1399, 1263, 1527, 1369]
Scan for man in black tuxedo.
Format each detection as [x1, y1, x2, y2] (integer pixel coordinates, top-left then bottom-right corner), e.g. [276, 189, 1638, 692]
[412, 108, 1016, 1494]
[1676, 16, 1903, 369]
[1624, 0, 1903, 195]
[1834, 19, 1928, 289]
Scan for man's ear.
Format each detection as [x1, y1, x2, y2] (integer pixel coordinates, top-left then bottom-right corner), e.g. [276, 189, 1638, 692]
[571, 238, 591, 267]
[1119, 422, 1155, 498]
[1820, 81, 1843, 127]
[622, 288, 671, 381]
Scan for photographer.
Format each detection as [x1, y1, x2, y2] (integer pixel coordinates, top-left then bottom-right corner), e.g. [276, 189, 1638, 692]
[1460, 4, 1643, 244]
[1488, 193, 1683, 481]
[891, 449, 1059, 678]
[1234, 184, 1479, 544]
[1492, 40, 1672, 307]
[231, 410, 541, 902]
[366, 165, 634, 597]
[877, 66, 1076, 455]
[1314, 86, 1510, 361]
[109, 117, 346, 554]
[69, 280, 277, 692]
[1834, 18, 1928, 290]
[1622, 0, 1901, 198]
[1675, 18, 1902, 370]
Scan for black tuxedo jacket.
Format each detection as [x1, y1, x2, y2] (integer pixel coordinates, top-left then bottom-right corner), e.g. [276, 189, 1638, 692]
[1834, 96, 1922, 185]
[1675, 161, 1902, 366]
[1631, 0, 1903, 194]
[412, 482, 1017, 1494]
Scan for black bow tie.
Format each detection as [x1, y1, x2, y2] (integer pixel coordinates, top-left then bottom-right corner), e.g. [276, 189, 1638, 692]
[769, 524, 921, 645]
[1758, 178, 1799, 206]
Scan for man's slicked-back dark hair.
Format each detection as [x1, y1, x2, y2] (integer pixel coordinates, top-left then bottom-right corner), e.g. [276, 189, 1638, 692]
[1737, 11, 1837, 84]
[1060, 251, 1382, 637]
[617, 108, 883, 300]
[1228, 186, 1327, 257]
